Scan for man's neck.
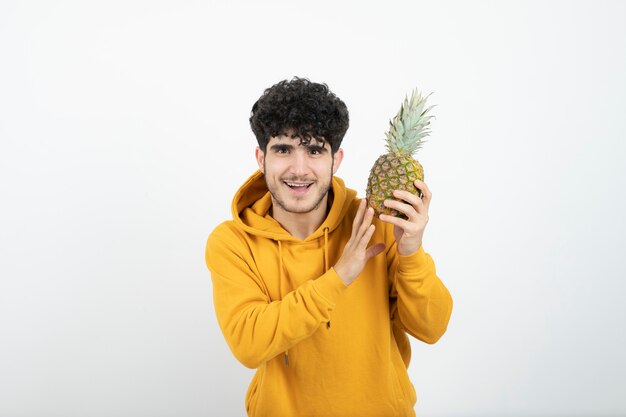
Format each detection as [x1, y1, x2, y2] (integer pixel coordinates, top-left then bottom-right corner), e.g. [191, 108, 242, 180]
[270, 195, 330, 240]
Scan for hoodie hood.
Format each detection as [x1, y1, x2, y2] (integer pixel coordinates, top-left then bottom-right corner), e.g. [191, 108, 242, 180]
[231, 170, 356, 241]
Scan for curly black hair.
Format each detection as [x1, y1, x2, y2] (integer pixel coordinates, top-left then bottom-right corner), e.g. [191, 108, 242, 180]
[249, 77, 349, 154]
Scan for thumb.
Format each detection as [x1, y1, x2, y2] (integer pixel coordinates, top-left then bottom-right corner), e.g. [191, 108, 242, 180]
[366, 243, 386, 260]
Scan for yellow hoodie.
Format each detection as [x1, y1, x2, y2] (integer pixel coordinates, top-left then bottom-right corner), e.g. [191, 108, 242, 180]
[206, 170, 452, 417]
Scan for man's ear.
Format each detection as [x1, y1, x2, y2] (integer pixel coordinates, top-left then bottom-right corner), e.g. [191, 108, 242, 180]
[332, 148, 344, 175]
[255, 147, 265, 173]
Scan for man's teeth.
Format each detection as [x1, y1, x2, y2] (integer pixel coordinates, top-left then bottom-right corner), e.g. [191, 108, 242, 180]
[286, 182, 311, 188]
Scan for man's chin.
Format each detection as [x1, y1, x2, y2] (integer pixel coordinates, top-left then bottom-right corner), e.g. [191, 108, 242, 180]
[274, 193, 328, 215]
[277, 202, 320, 214]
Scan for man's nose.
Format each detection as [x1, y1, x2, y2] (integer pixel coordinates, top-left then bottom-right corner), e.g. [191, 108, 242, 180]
[290, 150, 310, 176]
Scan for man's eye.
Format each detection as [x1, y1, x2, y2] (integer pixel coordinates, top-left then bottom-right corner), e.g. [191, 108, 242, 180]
[309, 148, 322, 155]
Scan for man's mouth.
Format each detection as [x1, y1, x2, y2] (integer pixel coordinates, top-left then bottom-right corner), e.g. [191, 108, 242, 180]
[284, 181, 313, 190]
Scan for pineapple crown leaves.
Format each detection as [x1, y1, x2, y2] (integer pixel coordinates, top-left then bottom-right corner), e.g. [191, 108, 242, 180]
[384, 88, 436, 155]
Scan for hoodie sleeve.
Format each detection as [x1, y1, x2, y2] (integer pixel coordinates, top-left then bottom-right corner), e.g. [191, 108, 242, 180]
[206, 225, 347, 369]
[387, 240, 453, 344]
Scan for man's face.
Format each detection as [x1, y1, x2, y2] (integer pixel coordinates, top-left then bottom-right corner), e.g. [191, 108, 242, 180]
[256, 131, 343, 215]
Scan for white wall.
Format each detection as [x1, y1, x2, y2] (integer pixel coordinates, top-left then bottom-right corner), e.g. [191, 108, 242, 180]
[1, 1, 625, 416]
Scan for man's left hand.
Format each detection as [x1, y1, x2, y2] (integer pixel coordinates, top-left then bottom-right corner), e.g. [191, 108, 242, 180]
[379, 180, 432, 256]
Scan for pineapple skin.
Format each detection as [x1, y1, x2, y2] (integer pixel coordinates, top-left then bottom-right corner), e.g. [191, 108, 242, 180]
[366, 152, 424, 218]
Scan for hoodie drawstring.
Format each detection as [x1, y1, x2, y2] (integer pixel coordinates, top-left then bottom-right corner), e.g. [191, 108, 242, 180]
[277, 240, 289, 366]
[277, 240, 284, 294]
[323, 227, 331, 330]
[323, 227, 329, 272]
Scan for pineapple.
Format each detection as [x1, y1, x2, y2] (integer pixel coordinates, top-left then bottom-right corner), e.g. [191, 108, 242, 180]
[366, 89, 435, 218]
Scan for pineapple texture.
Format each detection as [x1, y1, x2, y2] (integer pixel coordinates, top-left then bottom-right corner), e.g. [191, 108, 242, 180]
[366, 153, 424, 218]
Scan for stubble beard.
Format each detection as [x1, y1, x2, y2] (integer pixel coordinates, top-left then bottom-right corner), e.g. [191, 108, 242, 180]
[264, 160, 334, 215]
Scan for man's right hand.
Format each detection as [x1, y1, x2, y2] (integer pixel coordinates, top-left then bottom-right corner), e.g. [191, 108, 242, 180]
[333, 199, 386, 286]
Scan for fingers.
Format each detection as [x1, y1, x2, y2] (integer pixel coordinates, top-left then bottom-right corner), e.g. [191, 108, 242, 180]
[348, 201, 378, 256]
[366, 242, 386, 260]
[386, 181, 432, 215]
[351, 199, 367, 239]
[335, 201, 384, 285]
[378, 212, 411, 230]
[383, 192, 422, 222]
[414, 180, 432, 211]
[384, 197, 420, 220]
[393, 189, 424, 210]
[352, 200, 375, 240]
[356, 207, 375, 243]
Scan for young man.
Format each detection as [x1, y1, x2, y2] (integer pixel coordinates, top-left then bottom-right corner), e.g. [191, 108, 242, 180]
[205, 77, 453, 417]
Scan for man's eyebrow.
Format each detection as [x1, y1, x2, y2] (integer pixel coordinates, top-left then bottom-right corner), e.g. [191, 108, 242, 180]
[269, 143, 294, 151]
[306, 144, 328, 152]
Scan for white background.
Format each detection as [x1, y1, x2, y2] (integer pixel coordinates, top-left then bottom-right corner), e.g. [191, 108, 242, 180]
[1, 1, 625, 416]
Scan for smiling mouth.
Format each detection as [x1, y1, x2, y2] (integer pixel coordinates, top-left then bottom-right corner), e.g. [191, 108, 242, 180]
[284, 181, 313, 190]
